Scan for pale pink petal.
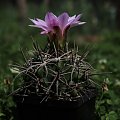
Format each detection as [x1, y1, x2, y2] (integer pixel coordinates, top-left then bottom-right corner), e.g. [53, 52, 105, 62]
[67, 14, 81, 25]
[29, 25, 48, 31]
[36, 18, 47, 27]
[70, 21, 86, 27]
[30, 18, 47, 28]
[68, 15, 76, 22]
[65, 14, 85, 29]
[45, 12, 58, 29]
[29, 18, 49, 31]
[74, 14, 81, 21]
[78, 22, 86, 25]
[41, 31, 49, 34]
[63, 14, 85, 35]
[58, 12, 69, 33]
[29, 19, 39, 25]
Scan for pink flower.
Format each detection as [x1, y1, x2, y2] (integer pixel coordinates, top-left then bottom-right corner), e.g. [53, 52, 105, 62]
[29, 12, 85, 48]
[30, 12, 85, 34]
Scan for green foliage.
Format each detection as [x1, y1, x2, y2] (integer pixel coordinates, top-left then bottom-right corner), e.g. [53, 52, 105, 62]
[89, 33, 120, 120]
[0, 76, 15, 120]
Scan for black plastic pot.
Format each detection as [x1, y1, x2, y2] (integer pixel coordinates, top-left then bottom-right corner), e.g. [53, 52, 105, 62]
[13, 89, 97, 120]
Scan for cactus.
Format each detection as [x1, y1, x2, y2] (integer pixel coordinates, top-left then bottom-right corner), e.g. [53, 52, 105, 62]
[10, 12, 97, 103]
[10, 39, 96, 102]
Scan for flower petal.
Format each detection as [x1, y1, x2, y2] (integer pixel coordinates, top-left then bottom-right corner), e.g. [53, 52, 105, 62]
[66, 14, 86, 28]
[29, 25, 48, 31]
[45, 12, 58, 29]
[40, 31, 48, 34]
[36, 18, 47, 27]
[70, 21, 86, 27]
[74, 14, 81, 21]
[58, 12, 69, 33]
[29, 18, 39, 25]
[68, 15, 76, 22]
[68, 14, 81, 25]
[78, 22, 86, 25]
[29, 18, 48, 31]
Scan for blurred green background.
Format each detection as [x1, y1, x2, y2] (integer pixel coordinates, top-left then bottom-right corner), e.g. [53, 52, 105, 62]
[0, 0, 120, 120]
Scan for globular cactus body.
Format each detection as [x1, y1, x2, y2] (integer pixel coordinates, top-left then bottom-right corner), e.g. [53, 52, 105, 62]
[13, 40, 95, 102]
